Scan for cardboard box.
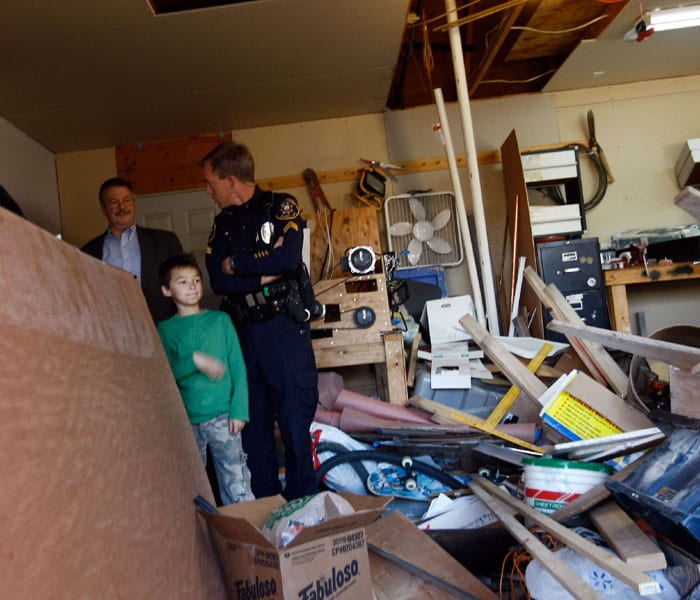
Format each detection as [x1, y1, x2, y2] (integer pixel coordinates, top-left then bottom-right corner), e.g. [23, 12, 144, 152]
[539, 370, 655, 469]
[200, 493, 387, 600]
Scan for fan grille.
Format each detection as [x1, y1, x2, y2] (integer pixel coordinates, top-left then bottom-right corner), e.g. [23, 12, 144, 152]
[384, 192, 463, 268]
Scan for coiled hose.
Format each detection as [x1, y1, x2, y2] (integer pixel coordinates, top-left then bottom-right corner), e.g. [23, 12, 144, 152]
[315, 449, 467, 492]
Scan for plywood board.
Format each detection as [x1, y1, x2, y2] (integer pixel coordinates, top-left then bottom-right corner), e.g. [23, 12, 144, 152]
[501, 130, 543, 338]
[0, 210, 225, 599]
[308, 206, 382, 281]
[367, 511, 498, 600]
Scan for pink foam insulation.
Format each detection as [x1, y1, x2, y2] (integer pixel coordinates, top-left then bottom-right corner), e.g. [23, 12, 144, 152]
[0, 209, 226, 598]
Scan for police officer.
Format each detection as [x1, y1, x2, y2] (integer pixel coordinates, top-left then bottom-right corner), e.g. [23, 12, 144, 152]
[202, 141, 319, 500]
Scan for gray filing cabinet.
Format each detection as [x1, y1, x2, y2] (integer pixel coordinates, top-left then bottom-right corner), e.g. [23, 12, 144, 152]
[536, 237, 611, 342]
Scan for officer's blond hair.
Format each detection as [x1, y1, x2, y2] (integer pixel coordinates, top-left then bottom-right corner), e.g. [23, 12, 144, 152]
[201, 142, 255, 184]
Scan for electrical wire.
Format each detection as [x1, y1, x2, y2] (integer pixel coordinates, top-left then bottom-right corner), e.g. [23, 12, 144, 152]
[406, 0, 485, 29]
[529, 143, 608, 212]
[479, 69, 557, 84]
[511, 14, 608, 35]
[434, 0, 527, 33]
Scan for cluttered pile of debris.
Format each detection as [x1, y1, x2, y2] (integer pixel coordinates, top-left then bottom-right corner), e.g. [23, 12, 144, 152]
[305, 266, 700, 599]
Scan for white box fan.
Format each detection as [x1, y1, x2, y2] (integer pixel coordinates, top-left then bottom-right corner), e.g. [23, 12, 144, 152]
[384, 192, 463, 269]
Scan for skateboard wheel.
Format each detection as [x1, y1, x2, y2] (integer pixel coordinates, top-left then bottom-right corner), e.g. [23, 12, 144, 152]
[404, 477, 417, 491]
[401, 456, 413, 469]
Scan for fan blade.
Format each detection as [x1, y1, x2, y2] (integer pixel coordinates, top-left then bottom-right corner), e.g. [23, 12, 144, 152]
[389, 221, 413, 236]
[409, 197, 426, 222]
[431, 209, 451, 231]
[407, 237, 423, 265]
[426, 236, 452, 254]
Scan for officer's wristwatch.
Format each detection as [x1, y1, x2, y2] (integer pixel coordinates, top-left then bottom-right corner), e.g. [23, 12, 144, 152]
[228, 256, 235, 272]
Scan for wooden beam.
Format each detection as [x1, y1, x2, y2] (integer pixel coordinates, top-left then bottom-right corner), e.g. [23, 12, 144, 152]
[459, 314, 547, 407]
[524, 266, 629, 396]
[467, 480, 606, 600]
[469, 477, 661, 596]
[547, 319, 700, 371]
[409, 395, 545, 454]
[589, 500, 667, 572]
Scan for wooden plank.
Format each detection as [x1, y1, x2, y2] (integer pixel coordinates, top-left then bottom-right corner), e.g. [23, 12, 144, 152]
[589, 500, 667, 571]
[470, 477, 661, 596]
[483, 341, 552, 429]
[459, 314, 547, 409]
[670, 368, 700, 419]
[116, 132, 232, 195]
[467, 481, 606, 600]
[544, 282, 629, 396]
[366, 511, 498, 600]
[604, 262, 700, 287]
[409, 396, 545, 454]
[524, 266, 629, 396]
[370, 553, 468, 600]
[547, 319, 700, 371]
[523, 266, 608, 386]
[550, 459, 645, 522]
[313, 342, 386, 367]
[406, 331, 422, 388]
[380, 332, 408, 406]
[606, 283, 631, 334]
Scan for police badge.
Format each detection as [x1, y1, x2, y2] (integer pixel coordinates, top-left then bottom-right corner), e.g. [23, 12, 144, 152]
[277, 197, 300, 220]
[260, 221, 274, 245]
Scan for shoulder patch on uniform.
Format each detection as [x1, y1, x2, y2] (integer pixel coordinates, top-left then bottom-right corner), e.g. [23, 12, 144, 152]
[207, 222, 216, 244]
[283, 221, 299, 234]
[276, 197, 300, 220]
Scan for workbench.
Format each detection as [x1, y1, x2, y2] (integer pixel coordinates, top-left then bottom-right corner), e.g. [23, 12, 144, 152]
[604, 262, 700, 334]
[311, 273, 408, 405]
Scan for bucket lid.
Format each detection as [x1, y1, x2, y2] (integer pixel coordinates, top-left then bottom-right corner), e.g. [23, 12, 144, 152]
[522, 457, 613, 474]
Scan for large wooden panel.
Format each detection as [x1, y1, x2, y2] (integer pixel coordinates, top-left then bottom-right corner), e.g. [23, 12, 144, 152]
[0, 209, 225, 599]
[501, 129, 544, 338]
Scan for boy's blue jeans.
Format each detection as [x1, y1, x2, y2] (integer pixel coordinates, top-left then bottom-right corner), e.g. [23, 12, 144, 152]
[192, 414, 254, 505]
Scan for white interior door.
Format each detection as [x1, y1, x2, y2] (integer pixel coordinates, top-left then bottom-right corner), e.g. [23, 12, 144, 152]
[136, 189, 220, 309]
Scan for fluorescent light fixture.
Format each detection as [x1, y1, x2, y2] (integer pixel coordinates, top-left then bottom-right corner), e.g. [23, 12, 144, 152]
[646, 5, 700, 31]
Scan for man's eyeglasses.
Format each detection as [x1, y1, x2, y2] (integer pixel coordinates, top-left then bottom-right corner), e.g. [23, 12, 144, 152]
[105, 196, 134, 209]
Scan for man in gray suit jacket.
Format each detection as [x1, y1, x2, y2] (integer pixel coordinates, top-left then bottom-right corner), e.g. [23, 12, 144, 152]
[81, 177, 183, 324]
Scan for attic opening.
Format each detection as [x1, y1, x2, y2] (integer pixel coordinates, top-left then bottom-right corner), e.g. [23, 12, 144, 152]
[147, 0, 261, 15]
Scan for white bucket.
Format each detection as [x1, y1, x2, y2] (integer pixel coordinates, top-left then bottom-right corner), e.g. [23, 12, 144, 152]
[522, 457, 612, 515]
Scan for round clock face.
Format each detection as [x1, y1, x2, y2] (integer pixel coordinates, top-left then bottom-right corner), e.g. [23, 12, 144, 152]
[353, 306, 376, 329]
[349, 246, 375, 273]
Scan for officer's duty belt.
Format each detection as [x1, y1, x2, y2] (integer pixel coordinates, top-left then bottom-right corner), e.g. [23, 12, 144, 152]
[224, 281, 290, 325]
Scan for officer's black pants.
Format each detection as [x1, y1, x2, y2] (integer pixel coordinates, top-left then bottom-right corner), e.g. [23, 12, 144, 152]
[238, 313, 319, 500]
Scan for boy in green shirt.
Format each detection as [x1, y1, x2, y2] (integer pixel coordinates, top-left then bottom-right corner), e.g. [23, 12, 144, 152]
[157, 253, 254, 504]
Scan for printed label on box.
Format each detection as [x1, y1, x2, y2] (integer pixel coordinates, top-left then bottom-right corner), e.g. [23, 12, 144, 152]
[542, 391, 622, 440]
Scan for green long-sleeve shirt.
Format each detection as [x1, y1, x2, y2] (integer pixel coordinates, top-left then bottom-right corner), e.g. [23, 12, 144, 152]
[157, 309, 248, 425]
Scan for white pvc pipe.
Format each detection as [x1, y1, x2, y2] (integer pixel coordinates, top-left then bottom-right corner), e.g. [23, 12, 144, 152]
[445, 0, 501, 335]
[434, 87, 486, 328]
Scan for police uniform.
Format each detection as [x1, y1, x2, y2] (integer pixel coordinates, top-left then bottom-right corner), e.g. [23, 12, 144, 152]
[206, 187, 319, 500]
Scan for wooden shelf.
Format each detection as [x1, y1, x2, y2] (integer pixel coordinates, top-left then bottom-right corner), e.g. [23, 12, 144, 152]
[604, 262, 700, 334]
